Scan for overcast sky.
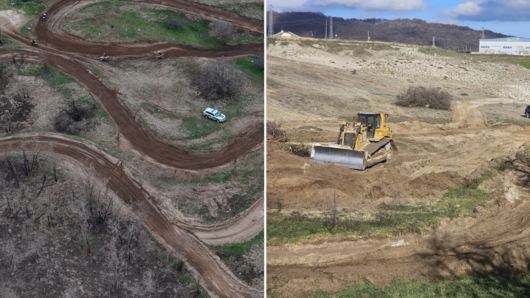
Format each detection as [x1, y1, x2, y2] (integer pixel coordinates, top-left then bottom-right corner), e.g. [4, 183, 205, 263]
[268, 0, 530, 37]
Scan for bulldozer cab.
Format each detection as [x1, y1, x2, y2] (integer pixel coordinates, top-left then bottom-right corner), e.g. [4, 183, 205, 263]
[358, 113, 381, 139]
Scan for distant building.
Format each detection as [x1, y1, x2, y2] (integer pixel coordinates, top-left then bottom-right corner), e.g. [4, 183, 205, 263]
[479, 37, 530, 55]
[270, 30, 301, 39]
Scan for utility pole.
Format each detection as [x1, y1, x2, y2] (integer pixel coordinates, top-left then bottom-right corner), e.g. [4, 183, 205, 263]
[268, 5, 274, 37]
[325, 20, 327, 39]
[329, 17, 333, 40]
[432, 36, 435, 47]
[368, 31, 370, 41]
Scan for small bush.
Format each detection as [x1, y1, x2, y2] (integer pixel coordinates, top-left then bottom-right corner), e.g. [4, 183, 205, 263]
[166, 17, 185, 30]
[253, 57, 264, 70]
[189, 60, 244, 100]
[267, 120, 287, 142]
[396, 86, 452, 110]
[209, 20, 234, 43]
[54, 101, 94, 135]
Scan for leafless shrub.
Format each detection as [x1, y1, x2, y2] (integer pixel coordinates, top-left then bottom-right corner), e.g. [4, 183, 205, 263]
[127, 270, 164, 298]
[0, 62, 12, 94]
[189, 60, 244, 100]
[209, 20, 235, 43]
[54, 101, 95, 135]
[166, 17, 185, 30]
[267, 120, 287, 142]
[396, 86, 452, 110]
[102, 237, 127, 289]
[0, 111, 12, 133]
[323, 189, 339, 231]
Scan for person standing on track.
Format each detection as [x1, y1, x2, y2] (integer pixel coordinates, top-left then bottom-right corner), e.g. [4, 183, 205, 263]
[42, 13, 46, 20]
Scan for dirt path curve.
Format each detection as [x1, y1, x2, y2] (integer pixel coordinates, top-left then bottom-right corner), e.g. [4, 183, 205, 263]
[177, 196, 264, 246]
[0, 133, 262, 298]
[0, 47, 264, 170]
[35, 0, 263, 58]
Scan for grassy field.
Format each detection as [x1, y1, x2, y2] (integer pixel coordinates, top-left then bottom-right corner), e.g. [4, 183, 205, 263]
[236, 56, 264, 81]
[210, 230, 264, 259]
[267, 187, 489, 244]
[63, 1, 263, 48]
[139, 101, 247, 151]
[267, 149, 530, 244]
[268, 271, 530, 298]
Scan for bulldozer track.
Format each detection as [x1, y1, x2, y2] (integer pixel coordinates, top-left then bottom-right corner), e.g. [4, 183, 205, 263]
[0, 1, 264, 297]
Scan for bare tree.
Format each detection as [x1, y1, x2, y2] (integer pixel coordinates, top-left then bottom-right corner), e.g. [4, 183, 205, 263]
[102, 236, 127, 290]
[127, 270, 164, 298]
[324, 189, 339, 230]
[190, 60, 245, 100]
[209, 20, 235, 43]
[0, 111, 12, 133]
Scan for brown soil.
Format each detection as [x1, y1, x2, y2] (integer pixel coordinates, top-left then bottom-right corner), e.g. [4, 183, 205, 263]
[267, 39, 530, 297]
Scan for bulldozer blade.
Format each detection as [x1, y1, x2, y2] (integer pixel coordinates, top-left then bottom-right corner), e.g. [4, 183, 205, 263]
[310, 145, 367, 170]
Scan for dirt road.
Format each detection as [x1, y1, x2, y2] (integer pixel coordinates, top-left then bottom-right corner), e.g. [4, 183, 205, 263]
[0, 1, 264, 296]
[178, 196, 264, 246]
[38, 0, 263, 58]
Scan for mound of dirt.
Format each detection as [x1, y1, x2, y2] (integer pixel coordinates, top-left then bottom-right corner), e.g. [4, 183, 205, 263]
[407, 171, 470, 191]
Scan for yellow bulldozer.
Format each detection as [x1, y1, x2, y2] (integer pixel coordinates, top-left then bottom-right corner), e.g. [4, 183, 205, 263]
[310, 113, 397, 170]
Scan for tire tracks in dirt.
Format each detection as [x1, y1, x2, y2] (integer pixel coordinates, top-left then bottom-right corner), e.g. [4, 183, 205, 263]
[37, 0, 264, 58]
[177, 196, 264, 246]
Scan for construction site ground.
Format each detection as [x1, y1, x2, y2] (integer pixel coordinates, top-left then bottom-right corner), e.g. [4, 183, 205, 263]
[0, 1, 264, 297]
[266, 38, 530, 297]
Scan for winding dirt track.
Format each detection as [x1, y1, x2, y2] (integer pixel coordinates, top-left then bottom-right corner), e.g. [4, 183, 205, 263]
[0, 0, 264, 296]
[0, 134, 261, 298]
[178, 196, 264, 246]
[36, 0, 264, 58]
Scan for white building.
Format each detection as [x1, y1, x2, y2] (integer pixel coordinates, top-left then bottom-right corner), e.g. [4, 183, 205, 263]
[479, 37, 530, 55]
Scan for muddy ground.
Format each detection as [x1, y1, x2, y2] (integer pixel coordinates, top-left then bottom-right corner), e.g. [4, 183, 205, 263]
[266, 39, 530, 296]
